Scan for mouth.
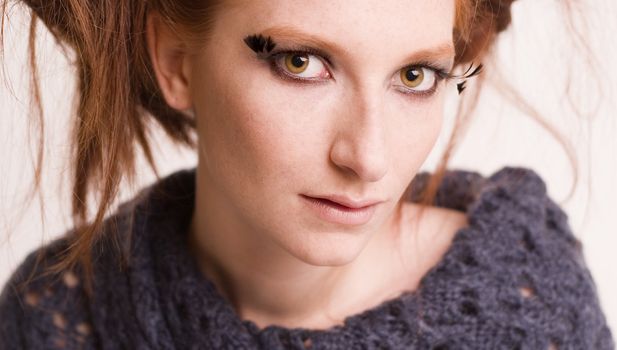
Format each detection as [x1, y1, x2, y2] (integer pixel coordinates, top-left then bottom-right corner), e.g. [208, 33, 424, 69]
[300, 195, 381, 226]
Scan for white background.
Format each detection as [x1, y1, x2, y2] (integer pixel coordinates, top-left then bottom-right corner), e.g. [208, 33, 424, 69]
[1, 0, 616, 336]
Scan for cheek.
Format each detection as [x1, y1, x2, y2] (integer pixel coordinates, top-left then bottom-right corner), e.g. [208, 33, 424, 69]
[191, 65, 325, 194]
[390, 95, 445, 165]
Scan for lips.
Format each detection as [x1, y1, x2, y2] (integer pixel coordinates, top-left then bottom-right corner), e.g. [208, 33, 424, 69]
[304, 195, 382, 209]
[300, 194, 382, 226]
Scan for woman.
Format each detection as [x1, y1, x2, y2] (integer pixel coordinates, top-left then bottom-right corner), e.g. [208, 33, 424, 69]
[0, 0, 613, 348]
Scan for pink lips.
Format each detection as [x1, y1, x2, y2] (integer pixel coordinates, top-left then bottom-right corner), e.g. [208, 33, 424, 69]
[300, 194, 382, 226]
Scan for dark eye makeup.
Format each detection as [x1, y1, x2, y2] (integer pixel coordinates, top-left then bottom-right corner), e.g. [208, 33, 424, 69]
[243, 34, 277, 55]
[243, 33, 482, 97]
[267, 49, 332, 84]
[398, 61, 455, 98]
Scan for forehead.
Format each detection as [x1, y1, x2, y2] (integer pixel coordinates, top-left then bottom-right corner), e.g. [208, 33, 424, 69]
[225, 0, 455, 56]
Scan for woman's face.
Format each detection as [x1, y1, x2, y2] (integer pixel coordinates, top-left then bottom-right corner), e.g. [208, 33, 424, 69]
[184, 0, 455, 265]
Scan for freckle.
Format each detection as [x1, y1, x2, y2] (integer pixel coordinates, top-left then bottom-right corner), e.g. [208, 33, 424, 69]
[548, 341, 558, 350]
[303, 337, 313, 348]
[62, 271, 79, 288]
[24, 292, 40, 306]
[76, 322, 92, 335]
[52, 312, 67, 329]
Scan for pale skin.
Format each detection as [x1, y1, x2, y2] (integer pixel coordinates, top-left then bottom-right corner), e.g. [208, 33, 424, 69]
[147, 0, 467, 330]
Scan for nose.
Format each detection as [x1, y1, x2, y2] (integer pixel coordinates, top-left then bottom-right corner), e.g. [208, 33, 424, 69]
[329, 90, 389, 183]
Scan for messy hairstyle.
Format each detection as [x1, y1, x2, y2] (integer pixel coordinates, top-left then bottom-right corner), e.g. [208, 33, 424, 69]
[0, 0, 587, 295]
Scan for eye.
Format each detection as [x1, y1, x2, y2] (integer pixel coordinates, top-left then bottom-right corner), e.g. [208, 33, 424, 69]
[395, 66, 441, 95]
[285, 54, 309, 74]
[271, 52, 331, 81]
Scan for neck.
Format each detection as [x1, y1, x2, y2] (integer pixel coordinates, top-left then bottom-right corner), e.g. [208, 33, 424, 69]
[188, 169, 412, 330]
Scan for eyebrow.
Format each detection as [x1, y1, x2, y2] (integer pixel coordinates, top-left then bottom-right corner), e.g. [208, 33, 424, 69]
[259, 25, 455, 68]
[401, 43, 455, 67]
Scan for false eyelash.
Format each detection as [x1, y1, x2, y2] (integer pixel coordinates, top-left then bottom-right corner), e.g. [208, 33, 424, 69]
[243, 34, 277, 56]
[416, 61, 483, 95]
[454, 63, 484, 95]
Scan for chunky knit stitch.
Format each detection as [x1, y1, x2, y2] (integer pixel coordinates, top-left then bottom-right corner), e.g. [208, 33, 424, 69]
[0, 166, 614, 349]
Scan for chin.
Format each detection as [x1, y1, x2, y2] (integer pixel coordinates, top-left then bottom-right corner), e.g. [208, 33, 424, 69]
[283, 230, 369, 267]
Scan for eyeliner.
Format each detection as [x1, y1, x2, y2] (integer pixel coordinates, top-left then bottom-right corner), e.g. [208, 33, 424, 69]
[242, 33, 483, 95]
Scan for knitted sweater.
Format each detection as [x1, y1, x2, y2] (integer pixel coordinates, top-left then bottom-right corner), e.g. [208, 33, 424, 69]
[0, 167, 613, 349]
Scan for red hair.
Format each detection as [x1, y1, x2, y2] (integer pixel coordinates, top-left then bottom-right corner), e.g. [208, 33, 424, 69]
[0, 0, 571, 295]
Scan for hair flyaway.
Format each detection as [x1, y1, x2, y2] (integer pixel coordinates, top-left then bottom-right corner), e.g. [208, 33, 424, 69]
[243, 33, 483, 95]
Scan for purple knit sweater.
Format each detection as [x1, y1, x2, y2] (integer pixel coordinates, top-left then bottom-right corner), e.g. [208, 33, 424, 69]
[0, 167, 614, 349]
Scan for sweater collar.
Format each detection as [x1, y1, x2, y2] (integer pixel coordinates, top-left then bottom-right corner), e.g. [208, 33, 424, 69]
[90, 166, 547, 348]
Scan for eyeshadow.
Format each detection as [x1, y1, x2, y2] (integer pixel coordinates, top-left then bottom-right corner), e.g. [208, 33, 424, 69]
[242, 32, 482, 96]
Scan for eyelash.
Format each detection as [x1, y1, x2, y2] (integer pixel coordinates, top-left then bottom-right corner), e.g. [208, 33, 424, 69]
[261, 48, 454, 99]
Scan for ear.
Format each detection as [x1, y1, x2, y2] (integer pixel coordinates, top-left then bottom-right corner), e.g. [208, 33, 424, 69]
[145, 12, 192, 111]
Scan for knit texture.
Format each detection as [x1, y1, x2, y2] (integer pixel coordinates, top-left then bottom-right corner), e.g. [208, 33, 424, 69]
[0, 166, 614, 349]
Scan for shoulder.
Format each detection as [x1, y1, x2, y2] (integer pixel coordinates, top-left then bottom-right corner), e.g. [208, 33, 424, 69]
[0, 185, 148, 349]
[0, 170, 194, 349]
[0, 235, 97, 349]
[409, 166, 615, 348]
[0, 196, 143, 349]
